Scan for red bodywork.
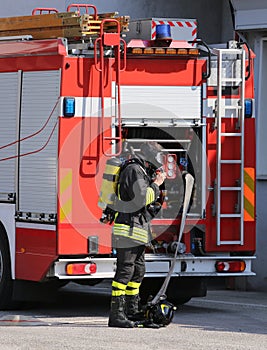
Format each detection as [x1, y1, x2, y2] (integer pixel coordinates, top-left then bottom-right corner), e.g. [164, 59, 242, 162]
[0, 39, 255, 280]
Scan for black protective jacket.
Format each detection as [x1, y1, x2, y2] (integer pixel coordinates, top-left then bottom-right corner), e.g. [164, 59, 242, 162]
[113, 158, 161, 247]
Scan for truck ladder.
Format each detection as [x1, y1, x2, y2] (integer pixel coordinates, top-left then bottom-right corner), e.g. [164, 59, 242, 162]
[213, 46, 246, 245]
[94, 19, 126, 156]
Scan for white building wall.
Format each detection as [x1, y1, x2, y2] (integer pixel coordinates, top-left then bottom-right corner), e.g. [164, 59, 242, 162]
[248, 34, 267, 292]
[231, 0, 267, 30]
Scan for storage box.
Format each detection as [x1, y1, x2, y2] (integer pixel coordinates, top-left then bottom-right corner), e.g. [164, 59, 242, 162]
[127, 18, 197, 43]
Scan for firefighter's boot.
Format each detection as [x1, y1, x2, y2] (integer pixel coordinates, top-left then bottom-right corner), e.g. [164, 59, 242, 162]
[126, 294, 146, 321]
[108, 296, 135, 328]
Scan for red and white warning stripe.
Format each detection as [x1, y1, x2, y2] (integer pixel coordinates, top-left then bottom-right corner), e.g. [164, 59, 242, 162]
[151, 19, 197, 43]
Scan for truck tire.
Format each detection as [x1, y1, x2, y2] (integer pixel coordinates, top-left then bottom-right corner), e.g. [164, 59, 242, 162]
[0, 232, 14, 310]
[140, 277, 207, 306]
[166, 277, 207, 305]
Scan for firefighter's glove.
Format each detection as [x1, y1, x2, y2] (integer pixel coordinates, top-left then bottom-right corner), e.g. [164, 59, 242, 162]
[150, 239, 158, 247]
[100, 207, 116, 225]
[148, 239, 159, 253]
[147, 202, 162, 217]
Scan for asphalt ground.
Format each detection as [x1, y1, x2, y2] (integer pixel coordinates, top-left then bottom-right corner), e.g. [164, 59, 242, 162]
[0, 282, 267, 350]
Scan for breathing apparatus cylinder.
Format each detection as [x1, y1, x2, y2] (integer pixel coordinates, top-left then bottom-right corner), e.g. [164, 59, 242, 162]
[98, 157, 122, 212]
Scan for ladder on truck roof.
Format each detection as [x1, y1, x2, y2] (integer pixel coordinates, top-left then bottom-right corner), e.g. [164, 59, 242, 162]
[0, 4, 129, 41]
[213, 46, 246, 246]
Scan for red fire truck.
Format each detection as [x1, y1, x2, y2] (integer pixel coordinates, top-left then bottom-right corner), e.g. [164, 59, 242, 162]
[0, 4, 256, 309]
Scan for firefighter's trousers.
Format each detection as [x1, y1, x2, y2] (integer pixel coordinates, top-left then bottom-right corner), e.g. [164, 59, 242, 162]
[112, 245, 146, 297]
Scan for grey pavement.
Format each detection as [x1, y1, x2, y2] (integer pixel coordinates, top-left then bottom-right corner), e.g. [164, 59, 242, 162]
[0, 283, 267, 350]
[197, 288, 267, 308]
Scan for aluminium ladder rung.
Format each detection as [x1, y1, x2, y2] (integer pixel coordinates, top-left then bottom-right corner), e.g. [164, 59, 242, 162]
[224, 105, 242, 109]
[220, 132, 242, 136]
[220, 186, 241, 191]
[220, 160, 241, 164]
[218, 48, 242, 54]
[212, 48, 243, 57]
[220, 214, 242, 218]
[221, 78, 242, 84]
[218, 240, 243, 245]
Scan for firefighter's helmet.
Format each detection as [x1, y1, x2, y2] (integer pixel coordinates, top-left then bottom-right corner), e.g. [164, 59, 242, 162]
[140, 141, 163, 169]
[146, 296, 176, 326]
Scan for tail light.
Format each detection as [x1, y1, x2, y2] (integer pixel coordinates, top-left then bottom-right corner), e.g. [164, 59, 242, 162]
[215, 260, 246, 273]
[66, 262, 97, 275]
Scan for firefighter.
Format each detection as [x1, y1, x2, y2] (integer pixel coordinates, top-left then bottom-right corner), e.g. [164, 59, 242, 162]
[108, 141, 166, 328]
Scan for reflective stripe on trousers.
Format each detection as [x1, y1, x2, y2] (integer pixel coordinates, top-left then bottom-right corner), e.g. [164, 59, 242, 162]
[112, 280, 141, 297]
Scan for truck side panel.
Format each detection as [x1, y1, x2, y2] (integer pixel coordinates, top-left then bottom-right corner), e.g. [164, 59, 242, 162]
[57, 57, 113, 255]
[57, 116, 112, 255]
[15, 225, 57, 281]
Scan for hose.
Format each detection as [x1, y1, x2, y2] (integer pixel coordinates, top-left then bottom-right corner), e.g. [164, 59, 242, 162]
[150, 172, 195, 305]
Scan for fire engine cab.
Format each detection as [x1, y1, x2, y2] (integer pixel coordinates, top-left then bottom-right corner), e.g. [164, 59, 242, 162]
[0, 4, 256, 308]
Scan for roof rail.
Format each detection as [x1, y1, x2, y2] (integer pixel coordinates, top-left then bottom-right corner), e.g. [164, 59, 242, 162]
[0, 35, 32, 41]
[32, 8, 59, 15]
[67, 4, 98, 19]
